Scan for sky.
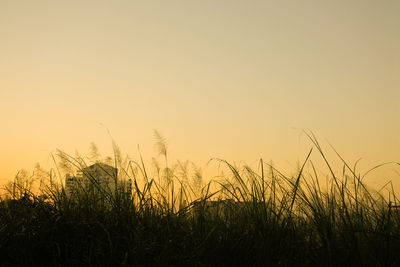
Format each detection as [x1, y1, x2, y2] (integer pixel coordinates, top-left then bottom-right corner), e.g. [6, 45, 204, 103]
[0, 1, 399, 189]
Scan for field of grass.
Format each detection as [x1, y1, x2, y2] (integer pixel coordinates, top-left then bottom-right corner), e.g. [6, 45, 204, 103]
[1, 132, 400, 266]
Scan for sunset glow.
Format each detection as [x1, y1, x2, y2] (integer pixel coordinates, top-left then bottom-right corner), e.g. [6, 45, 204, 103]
[1, 1, 399, 188]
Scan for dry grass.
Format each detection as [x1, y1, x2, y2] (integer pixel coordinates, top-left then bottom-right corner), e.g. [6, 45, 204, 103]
[1, 131, 400, 266]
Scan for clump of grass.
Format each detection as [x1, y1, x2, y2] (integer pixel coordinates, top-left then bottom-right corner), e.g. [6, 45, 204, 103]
[1, 131, 400, 266]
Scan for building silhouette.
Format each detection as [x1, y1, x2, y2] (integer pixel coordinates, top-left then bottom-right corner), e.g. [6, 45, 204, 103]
[65, 163, 132, 197]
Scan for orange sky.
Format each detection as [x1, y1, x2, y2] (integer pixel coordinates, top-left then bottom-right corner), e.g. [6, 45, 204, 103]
[1, 1, 399, 190]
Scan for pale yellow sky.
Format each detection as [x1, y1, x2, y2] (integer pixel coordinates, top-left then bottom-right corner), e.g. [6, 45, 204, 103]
[1, 1, 399, 188]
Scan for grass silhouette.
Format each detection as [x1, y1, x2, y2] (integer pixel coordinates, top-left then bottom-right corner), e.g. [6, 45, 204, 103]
[1, 131, 400, 266]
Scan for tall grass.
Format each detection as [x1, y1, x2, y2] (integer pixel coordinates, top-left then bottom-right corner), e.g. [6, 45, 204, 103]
[1, 132, 400, 266]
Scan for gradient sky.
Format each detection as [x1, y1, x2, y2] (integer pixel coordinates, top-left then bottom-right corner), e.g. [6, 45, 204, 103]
[1, 1, 399, 189]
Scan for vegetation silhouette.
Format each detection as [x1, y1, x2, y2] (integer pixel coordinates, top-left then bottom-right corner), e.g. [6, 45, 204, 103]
[1, 130, 400, 266]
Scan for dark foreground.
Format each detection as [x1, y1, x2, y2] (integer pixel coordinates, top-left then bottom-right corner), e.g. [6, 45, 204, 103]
[1, 192, 400, 267]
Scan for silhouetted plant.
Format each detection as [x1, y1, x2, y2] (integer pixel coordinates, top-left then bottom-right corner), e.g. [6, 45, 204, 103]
[1, 131, 400, 266]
